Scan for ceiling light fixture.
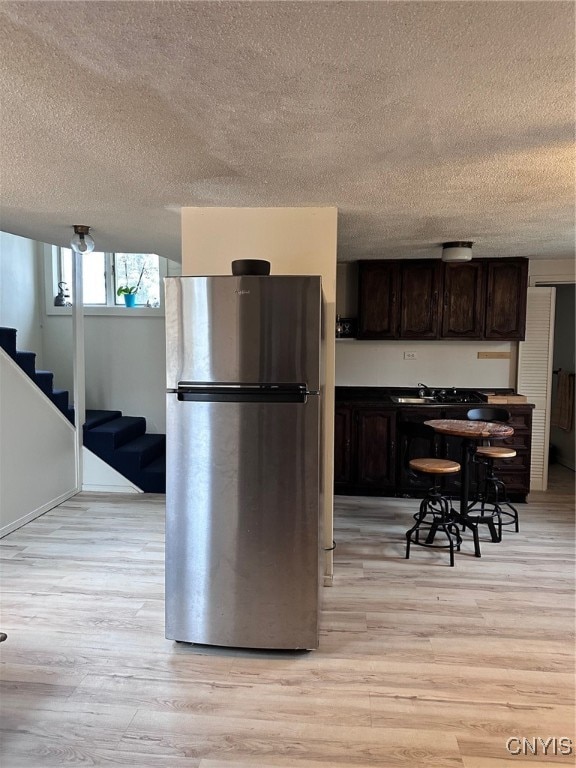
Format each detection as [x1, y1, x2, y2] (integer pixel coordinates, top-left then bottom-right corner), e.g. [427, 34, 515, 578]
[70, 224, 95, 254]
[441, 241, 473, 262]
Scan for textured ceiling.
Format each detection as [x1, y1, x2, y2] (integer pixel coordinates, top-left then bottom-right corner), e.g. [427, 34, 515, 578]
[0, 1, 574, 263]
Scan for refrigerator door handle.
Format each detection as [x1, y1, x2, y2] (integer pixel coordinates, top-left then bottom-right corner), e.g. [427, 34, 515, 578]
[176, 383, 310, 403]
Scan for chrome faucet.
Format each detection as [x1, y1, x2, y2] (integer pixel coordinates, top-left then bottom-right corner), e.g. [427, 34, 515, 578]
[417, 382, 432, 397]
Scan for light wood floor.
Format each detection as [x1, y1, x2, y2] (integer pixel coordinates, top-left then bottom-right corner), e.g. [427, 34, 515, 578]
[1, 466, 574, 767]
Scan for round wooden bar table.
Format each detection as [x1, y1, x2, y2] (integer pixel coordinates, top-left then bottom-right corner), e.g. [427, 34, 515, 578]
[424, 419, 514, 557]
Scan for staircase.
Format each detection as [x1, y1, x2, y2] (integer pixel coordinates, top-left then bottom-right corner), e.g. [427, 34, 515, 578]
[0, 327, 166, 493]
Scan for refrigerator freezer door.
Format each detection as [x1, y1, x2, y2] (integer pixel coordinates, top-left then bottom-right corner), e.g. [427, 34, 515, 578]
[165, 394, 320, 649]
[165, 276, 321, 391]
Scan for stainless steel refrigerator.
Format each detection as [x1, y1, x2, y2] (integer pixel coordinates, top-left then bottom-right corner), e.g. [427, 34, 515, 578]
[164, 275, 322, 650]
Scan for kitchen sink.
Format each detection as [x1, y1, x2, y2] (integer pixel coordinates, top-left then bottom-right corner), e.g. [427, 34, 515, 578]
[390, 396, 437, 404]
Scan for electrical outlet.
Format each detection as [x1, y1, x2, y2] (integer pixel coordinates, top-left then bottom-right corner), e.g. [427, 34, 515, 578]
[403, 351, 417, 360]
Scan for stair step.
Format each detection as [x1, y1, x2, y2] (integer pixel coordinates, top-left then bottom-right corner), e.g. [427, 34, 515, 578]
[0, 327, 17, 357]
[66, 408, 75, 425]
[84, 416, 147, 452]
[14, 350, 36, 377]
[137, 473, 166, 494]
[84, 409, 123, 430]
[115, 434, 166, 471]
[50, 389, 70, 413]
[34, 370, 54, 395]
[143, 455, 166, 473]
[138, 455, 166, 493]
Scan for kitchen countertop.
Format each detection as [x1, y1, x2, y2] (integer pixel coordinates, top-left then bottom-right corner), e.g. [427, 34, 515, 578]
[335, 386, 531, 407]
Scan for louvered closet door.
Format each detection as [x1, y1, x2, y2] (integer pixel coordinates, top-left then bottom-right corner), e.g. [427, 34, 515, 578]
[517, 287, 555, 491]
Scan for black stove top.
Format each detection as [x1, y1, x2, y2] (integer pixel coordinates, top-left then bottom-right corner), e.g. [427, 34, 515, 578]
[436, 394, 482, 404]
[425, 389, 484, 404]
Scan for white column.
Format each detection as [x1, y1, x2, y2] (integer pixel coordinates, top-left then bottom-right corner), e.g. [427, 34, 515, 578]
[181, 207, 338, 582]
[72, 252, 85, 490]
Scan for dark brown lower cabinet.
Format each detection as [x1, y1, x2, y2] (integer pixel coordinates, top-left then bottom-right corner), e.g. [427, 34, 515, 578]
[334, 404, 396, 495]
[356, 407, 397, 490]
[334, 401, 532, 502]
[334, 406, 353, 486]
[488, 407, 532, 495]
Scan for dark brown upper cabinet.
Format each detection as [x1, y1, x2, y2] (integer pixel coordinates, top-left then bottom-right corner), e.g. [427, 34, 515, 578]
[441, 261, 485, 339]
[484, 258, 529, 340]
[357, 257, 528, 341]
[357, 260, 399, 338]
[357, 259, 441, 339]
[398, 260, 442, 339]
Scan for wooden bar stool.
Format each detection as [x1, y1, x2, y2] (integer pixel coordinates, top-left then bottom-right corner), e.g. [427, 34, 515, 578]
[405, 455, 463, 567]
[467, 408, 519, 533]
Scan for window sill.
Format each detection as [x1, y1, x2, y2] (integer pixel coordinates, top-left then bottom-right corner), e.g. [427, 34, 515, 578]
[46, 306, 164, 318]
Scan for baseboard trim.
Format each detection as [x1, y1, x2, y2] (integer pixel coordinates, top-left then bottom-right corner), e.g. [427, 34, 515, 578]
[82, 483, 142, 494]
[0, 488, 77, 538]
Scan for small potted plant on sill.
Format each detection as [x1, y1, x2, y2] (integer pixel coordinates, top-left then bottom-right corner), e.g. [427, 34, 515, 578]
[117, 265, 146, 307]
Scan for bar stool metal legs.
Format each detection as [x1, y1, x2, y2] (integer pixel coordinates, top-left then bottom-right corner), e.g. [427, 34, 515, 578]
[406, 481, 462, 566]
[405, 456, 462, 566]
[474, 461, 519, 533]
[466, 407, 520, 535]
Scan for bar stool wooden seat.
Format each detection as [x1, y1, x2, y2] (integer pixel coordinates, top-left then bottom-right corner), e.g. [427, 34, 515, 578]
[405, 453, 463, 567]
[467, 408, 520, 533]
[475, 446, 517, 460]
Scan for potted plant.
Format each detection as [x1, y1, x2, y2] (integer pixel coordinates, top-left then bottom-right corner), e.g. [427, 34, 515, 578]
[117, 264, 145, 307]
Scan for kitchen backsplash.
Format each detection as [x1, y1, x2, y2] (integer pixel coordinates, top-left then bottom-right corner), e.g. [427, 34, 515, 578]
[335, 339, 517, 389]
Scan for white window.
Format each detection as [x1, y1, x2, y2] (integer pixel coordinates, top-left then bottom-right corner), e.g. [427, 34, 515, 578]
[59, 248, 107, 305]
[113, 253, 161, 307]
[55, 249, 165, 310]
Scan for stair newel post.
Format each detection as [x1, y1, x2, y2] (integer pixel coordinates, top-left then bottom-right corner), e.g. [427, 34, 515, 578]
[71, 225, 92, 491]
[72, 248, 85, 490]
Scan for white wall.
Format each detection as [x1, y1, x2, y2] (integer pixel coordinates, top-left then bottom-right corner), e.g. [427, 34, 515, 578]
[40, 314, 74, 403]
[0, 232, 44, 364]
[86, 317, 167, 433]
[181, 207, 338, 580]
[0, 350, 76, 536]
[529, 258, 576, 285]
[42, 314, 167, 433]
[336, 339, 516, 388]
